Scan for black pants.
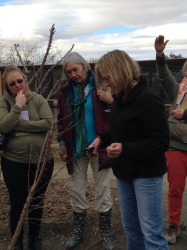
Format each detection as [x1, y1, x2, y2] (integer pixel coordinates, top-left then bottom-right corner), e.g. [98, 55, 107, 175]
[1, 157, 54, 238]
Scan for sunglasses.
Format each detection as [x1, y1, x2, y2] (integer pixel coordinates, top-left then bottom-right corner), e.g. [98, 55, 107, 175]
[8, 79, 24, 87]
[102, 76, 111, 82]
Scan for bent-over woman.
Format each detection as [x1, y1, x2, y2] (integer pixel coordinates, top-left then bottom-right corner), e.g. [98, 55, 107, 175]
[91, 50, 170, 250]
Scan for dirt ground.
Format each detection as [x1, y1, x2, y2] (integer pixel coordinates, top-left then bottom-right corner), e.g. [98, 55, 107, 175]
[0, 144, 187, 250]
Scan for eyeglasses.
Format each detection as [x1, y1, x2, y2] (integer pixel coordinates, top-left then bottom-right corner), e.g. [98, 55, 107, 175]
[102, 76, 111, 82]
[8, 79, 24, 87]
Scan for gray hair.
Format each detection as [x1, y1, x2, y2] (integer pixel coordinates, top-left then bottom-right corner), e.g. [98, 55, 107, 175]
[62, 52, 91, 80]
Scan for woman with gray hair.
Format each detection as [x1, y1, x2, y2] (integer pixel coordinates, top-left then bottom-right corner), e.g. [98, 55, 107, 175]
[57, 52, 114, 250]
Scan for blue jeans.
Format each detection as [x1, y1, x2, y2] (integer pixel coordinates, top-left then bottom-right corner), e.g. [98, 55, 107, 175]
[116, 176, 169, 250]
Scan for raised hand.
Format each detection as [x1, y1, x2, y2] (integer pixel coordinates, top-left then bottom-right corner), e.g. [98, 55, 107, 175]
[154, 35, 169, 57]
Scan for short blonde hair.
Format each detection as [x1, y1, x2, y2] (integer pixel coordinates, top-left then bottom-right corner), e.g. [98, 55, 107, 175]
[95, 50, 140, 96]
[2, 65, 30, 95]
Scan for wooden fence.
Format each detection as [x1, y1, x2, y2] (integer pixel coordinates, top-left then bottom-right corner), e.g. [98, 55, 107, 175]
[0, 58, 186, 118]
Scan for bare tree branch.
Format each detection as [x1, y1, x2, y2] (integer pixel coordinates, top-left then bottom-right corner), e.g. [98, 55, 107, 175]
[36, 24, 56, 86]
[14, 44, 30, 74]
[37, 43, 74, 93]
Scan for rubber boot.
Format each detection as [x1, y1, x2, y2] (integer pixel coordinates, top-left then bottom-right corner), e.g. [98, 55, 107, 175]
[66, 211, 87, 250]
[14, 238, 23, 250]
[12, 228, 24, 250]
[99, 208, 114, 250]
[28, 235, 46, 250]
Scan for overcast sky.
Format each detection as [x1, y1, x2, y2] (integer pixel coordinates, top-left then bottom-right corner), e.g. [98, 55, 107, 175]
[0, 0, 187, 61]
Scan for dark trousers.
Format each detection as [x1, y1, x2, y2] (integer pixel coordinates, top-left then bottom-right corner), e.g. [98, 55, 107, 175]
[1, 157, 54, 238]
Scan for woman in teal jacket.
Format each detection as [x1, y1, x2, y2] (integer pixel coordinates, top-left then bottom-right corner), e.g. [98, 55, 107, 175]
[0, 65, 54, 250]
[57, 52, 113, 250]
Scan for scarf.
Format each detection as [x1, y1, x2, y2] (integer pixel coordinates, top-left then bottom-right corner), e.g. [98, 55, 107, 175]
[73, 74, 90, 158]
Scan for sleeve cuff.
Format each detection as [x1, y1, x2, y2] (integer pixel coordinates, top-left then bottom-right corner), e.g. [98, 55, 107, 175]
[96, 135, 103, 144]
[59, 140, 66, 146]
[12, 105, 22, 113]
[156, 53, 166, 64]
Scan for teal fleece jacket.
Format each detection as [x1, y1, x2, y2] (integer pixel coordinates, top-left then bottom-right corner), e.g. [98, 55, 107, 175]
[0, 91, 53, 164]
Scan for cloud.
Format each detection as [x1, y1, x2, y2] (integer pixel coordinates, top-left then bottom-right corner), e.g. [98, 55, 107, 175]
[0, 0, 187, 61]
[53, 23, 187, 60]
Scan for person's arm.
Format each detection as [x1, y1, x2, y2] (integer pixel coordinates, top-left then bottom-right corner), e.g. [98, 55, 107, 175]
[96, 94, 169, 161]
[121, 95, 169, 162]
[171, 109, 185, 120]
[0, 98, 22, 134]
[57, 90, 70, 161]
[15, 95, 53, 132]
[57, 91, 67, 143]
[0, 91, 28, 134]
[88, 131, 111, 157]
[155, 35, 179, 103]
[98, 130, 111, 148]
[97, 90, 113, 104]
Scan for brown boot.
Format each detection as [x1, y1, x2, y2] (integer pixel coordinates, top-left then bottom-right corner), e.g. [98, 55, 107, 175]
[165, 223, 180, 244]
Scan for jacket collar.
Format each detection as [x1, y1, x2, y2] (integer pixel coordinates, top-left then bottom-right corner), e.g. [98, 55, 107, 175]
[114, 76, 148, 106]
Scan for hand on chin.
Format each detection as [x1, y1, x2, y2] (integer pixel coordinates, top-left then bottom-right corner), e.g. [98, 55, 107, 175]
[17, 89, 24, 95]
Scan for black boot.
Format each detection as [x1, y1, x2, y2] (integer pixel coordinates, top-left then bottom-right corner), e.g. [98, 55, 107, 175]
[66, 211, 87, 250]
[11, 220, 24, 250]
[28, 235, 46, 250]
[14, 238, 23, 250]
[12, 231, 24, 250]
[99, 208, 114, 250]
